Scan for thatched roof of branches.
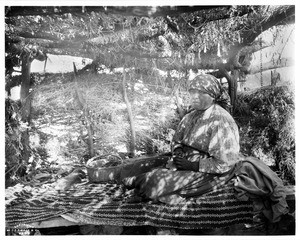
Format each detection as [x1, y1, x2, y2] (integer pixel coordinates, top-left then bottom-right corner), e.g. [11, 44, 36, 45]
[5, 5, 295, 84]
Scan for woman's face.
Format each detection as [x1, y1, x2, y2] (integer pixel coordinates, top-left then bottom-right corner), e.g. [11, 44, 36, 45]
[189, 89, 214, 110]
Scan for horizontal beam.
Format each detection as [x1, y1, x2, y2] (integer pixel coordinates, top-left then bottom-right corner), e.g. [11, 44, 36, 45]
[5, 6, 227, 18]
[249, 57, 294, 74]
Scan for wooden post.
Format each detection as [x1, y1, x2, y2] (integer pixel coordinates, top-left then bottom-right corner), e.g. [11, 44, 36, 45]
[122, 71, 136, 157]
[19, 52, 33, 169]
[73, 62, 95, 157]
[230, 70, 238, 111]
[219, 67, 237, 113]
[20, 53, 33, 122]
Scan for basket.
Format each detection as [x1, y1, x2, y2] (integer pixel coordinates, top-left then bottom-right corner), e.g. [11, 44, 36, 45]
[86, 154, 123, 183]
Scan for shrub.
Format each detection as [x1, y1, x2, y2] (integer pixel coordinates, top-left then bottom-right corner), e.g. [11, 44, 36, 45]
[5, 99, 29, 186]
[234, 86, 295, 184]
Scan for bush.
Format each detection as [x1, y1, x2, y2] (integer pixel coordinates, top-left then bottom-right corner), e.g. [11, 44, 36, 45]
[234, 86, 295, 184]
[5, 99, 32, 186]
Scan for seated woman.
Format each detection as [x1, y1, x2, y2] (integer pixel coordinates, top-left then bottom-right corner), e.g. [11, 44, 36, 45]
[123, 74, 289, 223]
[171, 73, 239, 174]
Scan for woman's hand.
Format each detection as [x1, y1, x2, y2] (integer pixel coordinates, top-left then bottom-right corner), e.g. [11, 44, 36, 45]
[173, 157, 199, 171]
[173, 147, 184, 158]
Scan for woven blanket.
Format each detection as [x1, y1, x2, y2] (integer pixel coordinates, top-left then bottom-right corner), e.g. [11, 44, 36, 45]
[6, 181, 253, 229]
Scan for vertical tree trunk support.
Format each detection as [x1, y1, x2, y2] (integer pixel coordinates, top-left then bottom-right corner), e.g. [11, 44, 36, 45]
[73, 62, 95, 157]
[75, 92, 95, 158]
[19, 53, 33, 169]
[20, 53, 33, 122]
[85, 114, 95, 157]
[231, 70, 238, 111]
[220, 67, 237, 113]
[122, 71, 136, 157]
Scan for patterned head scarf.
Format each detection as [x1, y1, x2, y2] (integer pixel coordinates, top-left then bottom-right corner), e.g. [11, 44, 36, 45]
[189, 74, 231, 112]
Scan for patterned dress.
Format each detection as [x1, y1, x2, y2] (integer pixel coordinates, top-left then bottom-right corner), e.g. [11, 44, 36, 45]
[172, 103, 240, 174]
[123, 104, 289, 222]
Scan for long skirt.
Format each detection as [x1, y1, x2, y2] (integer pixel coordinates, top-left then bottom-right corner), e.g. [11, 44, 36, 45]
[123, 156, 289, 222]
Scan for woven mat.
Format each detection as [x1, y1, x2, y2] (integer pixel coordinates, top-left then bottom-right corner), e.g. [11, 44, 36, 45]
[5, 181, 253, 229]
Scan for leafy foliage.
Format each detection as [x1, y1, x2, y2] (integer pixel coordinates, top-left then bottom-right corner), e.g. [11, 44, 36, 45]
[5, 99, 24, 186]
[5, 98, 56, 187]
[235, 86, 295, 184]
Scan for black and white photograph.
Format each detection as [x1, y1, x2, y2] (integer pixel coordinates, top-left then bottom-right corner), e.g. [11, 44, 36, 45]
[3, 1, 297, 238]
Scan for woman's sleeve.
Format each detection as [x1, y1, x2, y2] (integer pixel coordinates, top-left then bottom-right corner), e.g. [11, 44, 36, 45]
[172, 114, 189, 151]
[198, 115, 240, 174]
